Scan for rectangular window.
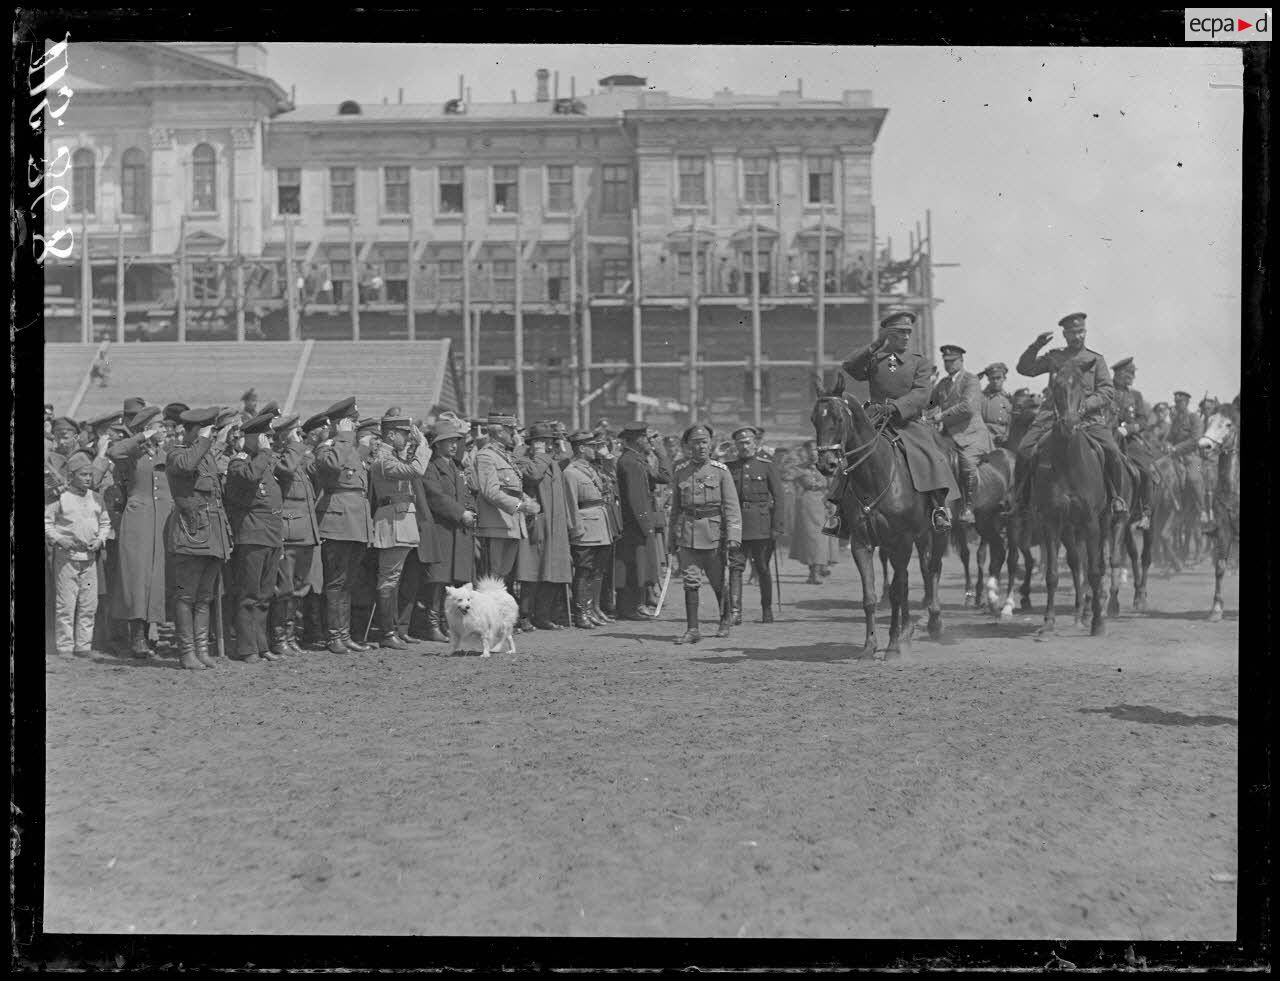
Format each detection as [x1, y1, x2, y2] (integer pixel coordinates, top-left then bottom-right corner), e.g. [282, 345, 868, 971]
[546, 360, 573, 408]
[438, 259, 462, 280]
[744, 369, 772, 406]
[743, 250, 772, 295]
[545, 259, 569, 302]
[601, 164, 631, 216]
[807, 156, 834, 204]
[330, 167, 355, 215]
[439, 166, 464, 214]
[676, 251, 692, 277]
[330, 259, 351, 303]
[493, 165, 518, 213]
[190, 263, 219, 302]
[493, 374, 516, 408]
[677, 156, 706, 205]
[601, 257, 630, 295]
[547, 165, 573, 213]
[277, 168, 301, 215]
[384, 166, 409, 214]
[742, 156, 771, 204]
[491, 258, 515, 300]
[382, 251, 408, 303]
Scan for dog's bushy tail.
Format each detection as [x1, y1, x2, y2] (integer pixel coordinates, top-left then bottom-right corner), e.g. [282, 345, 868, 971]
[474, 575, 509, 595]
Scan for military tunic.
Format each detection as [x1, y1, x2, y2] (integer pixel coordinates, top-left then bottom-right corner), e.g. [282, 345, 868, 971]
[726, 454, 785, 600]
[275, 441, 323, 600]
[930, 368, 995, 479]
[226, 446, 285, 659]
[980, 386, 1013, 446]
[315, 432, 374, 597]
[473, 443, 527, 580]
[1014, 342, 1119, 457]
[165, 435, 233, 605]
[670, 458, 743, 592]
[1167, 408, 1206, 509]
[1111, 385, 1158, 469]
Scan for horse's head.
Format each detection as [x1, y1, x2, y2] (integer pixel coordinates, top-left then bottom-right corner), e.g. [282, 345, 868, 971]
[811, 375, 854, 475]
[1199, 405, 1237, 453]
[1049, 357, 1091, 429]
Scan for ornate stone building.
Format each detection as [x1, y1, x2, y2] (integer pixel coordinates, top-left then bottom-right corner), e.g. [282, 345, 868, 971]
[44, 43, 936, 431]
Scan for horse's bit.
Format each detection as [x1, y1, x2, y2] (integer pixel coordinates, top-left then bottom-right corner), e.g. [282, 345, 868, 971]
[817, 397, 899, 517]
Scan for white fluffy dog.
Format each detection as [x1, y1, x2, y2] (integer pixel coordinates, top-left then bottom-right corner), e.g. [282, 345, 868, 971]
[444, 577, 519, 658]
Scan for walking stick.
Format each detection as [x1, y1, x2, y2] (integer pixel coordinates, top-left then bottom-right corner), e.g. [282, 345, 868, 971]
[363, 597, 376, 644]
[772, 545, 783, 611]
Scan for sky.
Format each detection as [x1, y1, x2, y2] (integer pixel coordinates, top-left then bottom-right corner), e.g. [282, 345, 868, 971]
[266, 44, 1244, 403]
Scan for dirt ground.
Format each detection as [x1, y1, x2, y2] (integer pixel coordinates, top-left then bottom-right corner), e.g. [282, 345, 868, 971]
[42, 552, 1238, 939]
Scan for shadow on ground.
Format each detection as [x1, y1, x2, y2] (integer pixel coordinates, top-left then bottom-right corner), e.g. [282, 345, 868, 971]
[690, 641, 863, 665]
[1078, 704, 1237, 727]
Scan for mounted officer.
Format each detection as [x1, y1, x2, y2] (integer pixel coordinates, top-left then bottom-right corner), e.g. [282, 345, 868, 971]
[1013, 312, 1126, 515]
[978, 362, 1013, 447]
[831, 310, 957, 534]
[1166, 389, 1209, 527]
[1109, 357, 1155, 530]
[927, 344, 994, 526]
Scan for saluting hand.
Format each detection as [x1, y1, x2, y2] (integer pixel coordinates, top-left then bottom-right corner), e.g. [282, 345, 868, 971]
[1035, 330, 1055, 348]
[335, 417, 355, 434]
[198, 425, 215, 439]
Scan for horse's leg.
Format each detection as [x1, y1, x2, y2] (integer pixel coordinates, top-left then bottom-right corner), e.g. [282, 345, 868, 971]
[976, 535, 990, 609]
[884, 542, 912, 658]
[999, 525, 1019, 621]
[878, 547, 891, 608]
[986, 528, 1006, 616]
[925, 530, 945, 640]
[958, 529, 974, 607]
[1208, 533, 1227, 622]
[1019, 528, 1036, 611]
[1038, 525, 1059, 635]
[850, 540, 878, 658]
[1106, 515, 1124, 619]
[1064, 535, 1086, 628]
[1088, 514, 1107, 636]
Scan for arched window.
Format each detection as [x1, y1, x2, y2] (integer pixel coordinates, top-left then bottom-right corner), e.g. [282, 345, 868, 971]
[192, 143, 217, 212]
[72, 148, 95, 214]
[121, 147, 148, 216]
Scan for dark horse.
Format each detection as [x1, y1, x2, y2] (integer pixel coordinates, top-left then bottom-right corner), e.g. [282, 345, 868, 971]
[812, 378, 948, 659]
[1197, 405, 1240, 621]
[1106, 446, 1154, 617]
[950, 448, 1016, 616]
[1031, 358, 1110, 636]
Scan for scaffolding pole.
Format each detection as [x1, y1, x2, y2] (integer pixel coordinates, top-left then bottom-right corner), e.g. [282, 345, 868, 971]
[284, 216, 298, 341]
[233, 197, 245, 343]
[349, 217, 360, 342]
[177, 215, 187, 343]
[116, 221, 125, 344]
[80, 211, 91, 344]
[687, 209, 699, 424]
[581, 211, 593, 425]
[568, 221, 580, 431]
[869, 205, 879, 335]
[462, 222, 473, 417]
[407, 213, 416, 341]
[514, 220, 525, 423]
[816, 207, 826, 388]
[924, 209, 935, 360]
[750, 214, 762, 429]
[631, 206, 643, 422]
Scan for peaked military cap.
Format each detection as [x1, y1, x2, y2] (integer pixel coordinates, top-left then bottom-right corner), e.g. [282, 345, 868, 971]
[527, 421, 557, 439]
[122, 396, 147, 417]
[980, 362, 1008, 377]
[163, 402, 190, 423]
[259, 400, 280, 418]
[879, 310, 917, 331]
[271, 413, 301, 432]
[65, 451, 95, 474]
[87, 409, 122, 429]
[381, 416, 413, 432]
[324, 396, 359, 421]
[1111, 357, 1134, 373]
[179, 406, 220, 426]
[939, 344, 966, 358]
[682, 424, 714, 442]
[568, 429, 603, 446]
[1173, 390, 1191, 400]
[129, 405, 163, 430]
[301, 411, 330, 434]
[241, 411, 277, 436]
[355, 417, 381, 435]
[487, 412, 518, 427]
[51, 416, 79, 435]
[619, 421, 648, 438]
[1058, 312, 1087, 330]
[215, 406, 242, 428]
[44, 403, 54, 414]
[731, 425, 763, 441]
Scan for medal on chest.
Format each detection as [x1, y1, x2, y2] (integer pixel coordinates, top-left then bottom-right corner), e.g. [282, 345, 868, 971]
[886, 355, 899, 374]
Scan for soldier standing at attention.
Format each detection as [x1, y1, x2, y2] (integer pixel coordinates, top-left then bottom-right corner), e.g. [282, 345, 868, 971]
[611, 422, 662, 621]
[927, 345, 994, 526]
[269, 413, 321, 656]
[367, 415, 431, 649]
[474, 413, 538, 592]
[726, 425, 785, 624]
[165, 407, 236, 670]
[562, 431, 613, 629]
[315, 397, 375, 655]
[225, 409, 286, 663]
[668, 424, 743, 644]
[1014, 312, 1126, 515]
[978, 362, 1013, 448]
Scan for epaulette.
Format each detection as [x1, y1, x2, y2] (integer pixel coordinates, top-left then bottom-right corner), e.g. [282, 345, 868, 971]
[708, 459, 728, 470]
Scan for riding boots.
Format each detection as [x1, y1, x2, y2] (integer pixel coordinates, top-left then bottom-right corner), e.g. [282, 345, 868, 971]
[174, 599, 205, 671]
[714, 589, 732, 638]
[729, 568, 744, 626]
[128, 618, 153, 659]
[675, 590, 701, 644]
[420, 583, 449, 642]
[378, 592, 407, 649]
[192, 602, 217, 668]
[959, 473, 978, 525]
[571, 574, 596, 629]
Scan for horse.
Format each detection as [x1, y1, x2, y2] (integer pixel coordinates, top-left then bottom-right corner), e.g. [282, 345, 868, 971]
[949, 448, 1017, 617]
[1197, 405, 1239, 621]
[812, 378, 948, 659]
[994, 398, 1040, 618]
[1030, 358, 1110, 636]
[1105, 452, 1154, 616]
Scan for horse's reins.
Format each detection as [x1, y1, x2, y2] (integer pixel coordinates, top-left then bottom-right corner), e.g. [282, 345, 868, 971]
[817, 396, 899, 516]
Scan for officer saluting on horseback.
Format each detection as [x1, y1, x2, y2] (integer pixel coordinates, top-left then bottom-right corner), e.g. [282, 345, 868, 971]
[1014, 312, 1127, 516]
[1109, 357, 1155, 530]
[830, 310, 958, 535]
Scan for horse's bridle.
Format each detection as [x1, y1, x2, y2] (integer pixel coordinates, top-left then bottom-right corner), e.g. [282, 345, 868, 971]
[815, 396, 899, 516]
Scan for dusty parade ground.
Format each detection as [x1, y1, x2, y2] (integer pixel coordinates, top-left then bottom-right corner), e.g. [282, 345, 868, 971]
[42, 554, 1239, 940]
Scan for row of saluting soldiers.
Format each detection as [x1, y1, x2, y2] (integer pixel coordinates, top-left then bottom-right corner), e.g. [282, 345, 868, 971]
[44, 395, 797, 665]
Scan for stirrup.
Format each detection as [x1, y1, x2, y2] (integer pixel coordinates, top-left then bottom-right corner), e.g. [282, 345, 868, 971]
[931, 507, 952, 531]
[1111, 497, 1129, 514]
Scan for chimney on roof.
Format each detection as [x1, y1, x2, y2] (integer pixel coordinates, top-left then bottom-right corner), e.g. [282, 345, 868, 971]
[554, 71, 560, 102]
[570, 76, 576, 99]
[798, 78, 803, 97]
[536, 68, 550, 102]
[398, 87, 403, 104]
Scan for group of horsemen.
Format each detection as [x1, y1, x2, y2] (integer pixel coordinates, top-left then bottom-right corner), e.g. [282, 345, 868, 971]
[828, 308, 1227, 539]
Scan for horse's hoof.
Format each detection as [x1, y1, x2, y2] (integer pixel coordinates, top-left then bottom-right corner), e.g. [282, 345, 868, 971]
[1035, 623, 1054, 638]
[998, 607, 1014, 623]
[1091, 618, 1107, 637]
[927, 615, 943, 640]
[1020, 599, 1033, 612]
[1207, 607, 1223, 623]
[1133, 593, 1147, 612]
[882, 646, 901, 661]
[1106, 597, 1121, 618]
[857, 643, 877, 660]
